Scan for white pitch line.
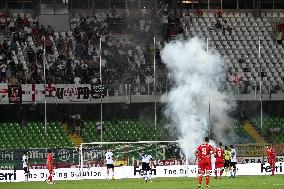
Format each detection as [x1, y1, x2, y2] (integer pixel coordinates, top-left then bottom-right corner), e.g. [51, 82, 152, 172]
[273, 184, 284, 186]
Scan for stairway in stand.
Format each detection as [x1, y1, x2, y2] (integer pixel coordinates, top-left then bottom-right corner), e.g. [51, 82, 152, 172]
[69, 134, 84, 146]
[243, 122, 266, 143]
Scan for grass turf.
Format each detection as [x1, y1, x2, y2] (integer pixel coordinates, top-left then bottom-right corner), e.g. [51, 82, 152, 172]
[0, 176, 283, 189]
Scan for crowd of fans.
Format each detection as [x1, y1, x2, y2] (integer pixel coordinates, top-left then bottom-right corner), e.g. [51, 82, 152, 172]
[0, 5, 282, 96]
[0, 10, 165, 96]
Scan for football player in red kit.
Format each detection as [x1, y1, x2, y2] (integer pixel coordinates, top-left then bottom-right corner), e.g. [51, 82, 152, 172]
[266, 144, 276, 176]
[194, 149, 202, 178]
[195, 137, 215, 188]
[214, 142, 225, 179]
[46, 149, 54, 184]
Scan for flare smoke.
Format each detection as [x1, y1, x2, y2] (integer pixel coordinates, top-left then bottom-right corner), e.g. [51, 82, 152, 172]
[161, 37, 235, 161]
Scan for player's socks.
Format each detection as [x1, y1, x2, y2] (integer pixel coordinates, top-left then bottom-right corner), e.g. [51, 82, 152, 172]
[144, 171, 147, 181]
[24, 173, 28, 181]
[198, 175, 203, 185]
[220, 169, 223, 177]
[233, 167, 236, 177]
[205, 175, 210, 186]
[112, 171, 115, 179]
[147, 171, 152, 181]
[214, 170, 217, 178]
[271, 166, 275, 175]
[48, 175, 53, 181]
[106, 172, 109, 180]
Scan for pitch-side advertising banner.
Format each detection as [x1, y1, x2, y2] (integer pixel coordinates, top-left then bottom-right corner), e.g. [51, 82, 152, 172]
[0, 163, 283, 182]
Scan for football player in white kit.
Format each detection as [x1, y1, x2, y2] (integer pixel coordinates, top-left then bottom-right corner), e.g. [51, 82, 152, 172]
[22, 151, 29, 182]
[105, 149, 115, 180]
[229, 145, 237, 178]
[141, 152, 153, 183]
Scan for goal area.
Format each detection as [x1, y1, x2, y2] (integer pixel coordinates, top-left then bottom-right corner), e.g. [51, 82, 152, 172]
[79, 141, 190, 180]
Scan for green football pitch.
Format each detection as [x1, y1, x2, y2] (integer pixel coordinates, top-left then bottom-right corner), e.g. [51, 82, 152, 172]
[0, 176, 283, 189]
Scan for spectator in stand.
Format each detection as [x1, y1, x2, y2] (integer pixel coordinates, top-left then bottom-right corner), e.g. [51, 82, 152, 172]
[196, 7, 203, 18]
[0, 61, 7, 82]
[276, 22, 283, 33]
[96, 121, 102, 134]
[8, 74, 20, 85]
[74, 75, 81, 85]
[276, 31, 282, 45]
[215, 20, 222, 31]
[223, 20, 232, 35]
[276, 22, 283, 45]
[215, 6, 222, 18]
[0, 15, 6, 33]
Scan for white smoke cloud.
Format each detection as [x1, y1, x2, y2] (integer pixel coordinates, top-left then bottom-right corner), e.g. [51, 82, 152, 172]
[161, 37, 235, 161]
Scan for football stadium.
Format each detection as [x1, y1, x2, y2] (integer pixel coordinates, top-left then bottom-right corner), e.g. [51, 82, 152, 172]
[0, 0, 284, 188]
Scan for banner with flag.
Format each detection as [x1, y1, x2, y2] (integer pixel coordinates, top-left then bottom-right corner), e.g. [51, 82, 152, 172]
[0, 83, 100, 104]
[56, 84, 91, 102]
[45, 83, 56, 97]
[21, 84, 45, 103]
[8, 85, 22, 103]
[0, 83, 8, 102]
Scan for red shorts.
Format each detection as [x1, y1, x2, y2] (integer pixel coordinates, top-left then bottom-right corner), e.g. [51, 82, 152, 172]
[268, 159, 275, 166]
[215, 161, 224, 169]
[198, 161, 212, 172]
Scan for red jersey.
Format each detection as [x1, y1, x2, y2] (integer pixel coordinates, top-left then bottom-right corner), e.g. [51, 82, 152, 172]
[266, 148, 276, 160]
[195, 150, 202, 161]
[215, 147, 224, 162]
[47, 153, 53, 170]
[196, 143, 214, 162]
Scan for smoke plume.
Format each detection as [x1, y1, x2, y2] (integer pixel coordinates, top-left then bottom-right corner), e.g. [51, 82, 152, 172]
[161, 37, 235, 161]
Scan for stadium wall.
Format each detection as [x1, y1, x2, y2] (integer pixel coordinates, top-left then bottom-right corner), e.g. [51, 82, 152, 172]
[0, 163, 283, 182]
[39, 15, 70, 32]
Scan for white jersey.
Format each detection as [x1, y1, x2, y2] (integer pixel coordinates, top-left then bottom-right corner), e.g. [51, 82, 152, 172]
[22, 155, 28, 168]
[230, 148, 237, 163]
[105, 151, 114, 164]
[142, 155, 153, 164]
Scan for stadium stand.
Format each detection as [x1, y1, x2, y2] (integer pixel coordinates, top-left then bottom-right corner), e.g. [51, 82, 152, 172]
[81, 120, 172, 142]
[0, 122, 73, 149]
[181, 12, 284, 94]
[0, 118, 268, 150]
[250, 117, 284, 143]
[1, 11, 283, 95]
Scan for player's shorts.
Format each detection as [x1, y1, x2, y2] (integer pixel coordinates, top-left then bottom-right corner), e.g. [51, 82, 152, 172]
[230, 161, 237, 167]
[106, 164, 114, 169]
[224, 160, 230, 167]
[215, 161, 224, 169]
[198, 161, 212, 172]
[268, 159, 275, 166]
[24, 167, 29, 173]
[48, 168, 54, 174]
[142, 162, 151, 171]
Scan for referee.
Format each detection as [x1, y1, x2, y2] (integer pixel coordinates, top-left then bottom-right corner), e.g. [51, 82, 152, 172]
[224, 146, 231, 177]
